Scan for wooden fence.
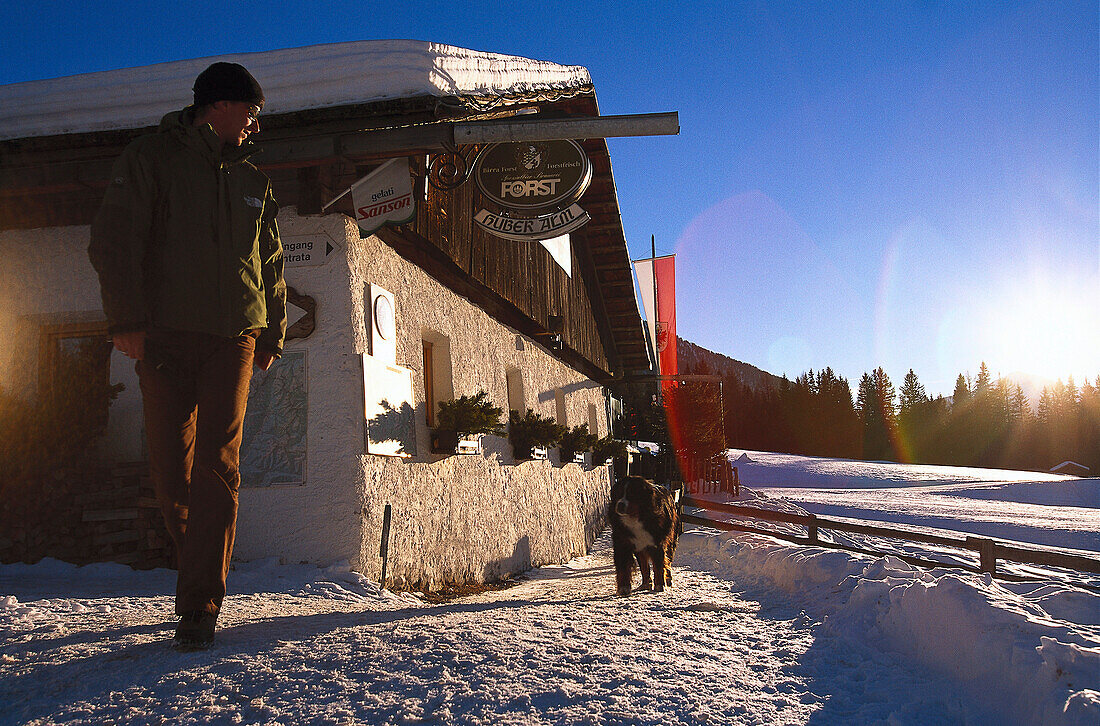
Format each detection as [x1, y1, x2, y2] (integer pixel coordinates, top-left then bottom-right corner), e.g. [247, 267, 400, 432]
[682, 496, 1100, 581]
[681, 458, 740, 496]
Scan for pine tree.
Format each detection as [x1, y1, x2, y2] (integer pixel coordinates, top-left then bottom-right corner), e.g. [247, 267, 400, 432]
[1003, 382, 1037, 470]
[974, 362, 992, 396]
[875, 367, 898, 422]
[1037, 387, 1055, 424]
[1057, 376, 1082, 462]
[1009, 384, 1030, 423]
[940, 373, 976, 465]
[857, 367, 897, 460]
[899, 370, 928, 414]
[897, 369, 930, 462]
[952, 374, 971, 408]
[816, 367, 860, 458]
[1080, 377, 1100, 473]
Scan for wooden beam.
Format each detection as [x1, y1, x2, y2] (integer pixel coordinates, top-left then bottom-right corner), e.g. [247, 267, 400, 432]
[453, 112, 679, 144]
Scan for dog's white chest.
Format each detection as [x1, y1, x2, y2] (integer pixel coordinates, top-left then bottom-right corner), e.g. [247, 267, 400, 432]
[620, 513, 657, 550]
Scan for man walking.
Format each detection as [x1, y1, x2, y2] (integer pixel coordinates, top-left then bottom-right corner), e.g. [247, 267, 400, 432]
[89, 62, 286, 649]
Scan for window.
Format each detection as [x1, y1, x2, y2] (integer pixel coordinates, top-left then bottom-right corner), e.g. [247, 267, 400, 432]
[36, 317, 115, 432]
[421, 331, 453, 427]
[506, 367, 525, 415]
[38, 319, 112, 398]
[554, 387, 567, 427]
[588, 403, 600, 438]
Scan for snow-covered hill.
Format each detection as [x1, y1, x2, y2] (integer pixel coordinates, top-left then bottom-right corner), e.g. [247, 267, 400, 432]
[729, 449, 1100, 556]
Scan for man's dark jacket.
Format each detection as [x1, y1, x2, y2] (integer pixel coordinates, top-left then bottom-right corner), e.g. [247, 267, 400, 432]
[89, 107, 286, 355]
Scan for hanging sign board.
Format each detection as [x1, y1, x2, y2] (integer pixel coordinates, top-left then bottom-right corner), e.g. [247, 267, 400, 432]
[474, 140, 593, 211]
[472, 140, 594, 244]
[474, 204, 590, 242]
[281, 233, 340, 267]
[352, 158, 416, 236]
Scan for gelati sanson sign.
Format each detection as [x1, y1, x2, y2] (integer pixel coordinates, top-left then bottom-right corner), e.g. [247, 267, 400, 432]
[352, 158, 416, 236]
[473, 140, 593, 241]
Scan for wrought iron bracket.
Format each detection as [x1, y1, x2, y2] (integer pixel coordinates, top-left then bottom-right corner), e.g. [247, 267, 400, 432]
[427, 145, 477, 191]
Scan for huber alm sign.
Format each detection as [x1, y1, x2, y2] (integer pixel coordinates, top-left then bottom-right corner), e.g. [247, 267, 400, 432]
[472, 140, 593, 241]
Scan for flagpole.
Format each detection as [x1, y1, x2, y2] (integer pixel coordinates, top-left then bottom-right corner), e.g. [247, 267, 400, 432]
[651, 234, 658, 368]
[652, 235, 662, 405]
[321, 185, 354, 212]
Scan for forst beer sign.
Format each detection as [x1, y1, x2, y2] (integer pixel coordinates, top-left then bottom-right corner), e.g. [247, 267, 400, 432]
[475, 140, 592, 210]
[473, 140, 593, 241]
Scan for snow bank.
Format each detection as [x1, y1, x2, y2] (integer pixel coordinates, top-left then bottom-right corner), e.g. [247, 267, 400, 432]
[0, 39, 592, 140]
[729, 449, 1072, 489]
[680, 529, 1100, 725]
[945, 479, 1100, 509]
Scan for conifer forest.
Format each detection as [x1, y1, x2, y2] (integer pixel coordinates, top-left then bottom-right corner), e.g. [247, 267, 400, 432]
[620, 359, 1100, 476]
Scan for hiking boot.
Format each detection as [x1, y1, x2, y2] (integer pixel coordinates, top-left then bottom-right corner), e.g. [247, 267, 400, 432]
[173, 610, 217, 650]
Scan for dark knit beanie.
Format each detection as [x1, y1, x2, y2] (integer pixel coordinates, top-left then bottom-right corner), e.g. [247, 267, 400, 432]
[193, 62, 265, 108]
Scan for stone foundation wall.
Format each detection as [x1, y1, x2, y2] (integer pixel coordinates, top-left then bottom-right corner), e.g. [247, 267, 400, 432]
[359, 450, 610, 590]
[0, 463, 173, 569]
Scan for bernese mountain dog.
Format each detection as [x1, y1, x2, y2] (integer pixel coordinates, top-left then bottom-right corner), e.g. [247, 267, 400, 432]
[609, 475, 682, 596]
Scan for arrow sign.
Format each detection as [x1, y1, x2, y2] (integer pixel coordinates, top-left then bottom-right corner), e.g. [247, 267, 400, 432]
[281, 233, 341, 268]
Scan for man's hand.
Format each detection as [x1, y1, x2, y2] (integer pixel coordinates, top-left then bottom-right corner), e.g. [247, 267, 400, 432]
[113, 331, 146, 360]
[255, 350, 276, 371]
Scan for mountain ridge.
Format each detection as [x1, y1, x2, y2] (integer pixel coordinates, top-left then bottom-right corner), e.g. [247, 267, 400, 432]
[677, 337, 783, 390]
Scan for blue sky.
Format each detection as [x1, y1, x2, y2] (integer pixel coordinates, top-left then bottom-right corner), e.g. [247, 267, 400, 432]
[3, 0, 1096, 396]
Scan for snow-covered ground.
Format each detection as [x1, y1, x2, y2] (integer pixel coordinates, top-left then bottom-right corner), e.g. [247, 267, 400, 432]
[708, 453, 1095, 585]
[2, 453, 1098, 725]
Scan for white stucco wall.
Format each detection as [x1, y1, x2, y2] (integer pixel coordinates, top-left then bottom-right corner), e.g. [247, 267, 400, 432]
[345, 222, 609, 452]
[344, 220, 612, 586]
[232, 211, 366, 568]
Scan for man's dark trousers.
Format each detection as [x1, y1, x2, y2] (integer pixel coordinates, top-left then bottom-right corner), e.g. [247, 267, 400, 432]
[138, 329, 259, 616]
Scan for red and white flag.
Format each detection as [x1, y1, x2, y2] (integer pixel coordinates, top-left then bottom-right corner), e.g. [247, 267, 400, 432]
[633, 255, 677, 376]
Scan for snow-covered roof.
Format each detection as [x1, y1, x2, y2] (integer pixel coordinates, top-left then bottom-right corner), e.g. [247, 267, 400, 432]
[1051, 461, 1090, 475]
[0, 40, 593, 141]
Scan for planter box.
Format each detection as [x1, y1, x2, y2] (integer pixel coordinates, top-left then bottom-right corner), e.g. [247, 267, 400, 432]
[457, 435, 483, 455]
[430, 430, 484, 455]
[430, 429, 459, 455]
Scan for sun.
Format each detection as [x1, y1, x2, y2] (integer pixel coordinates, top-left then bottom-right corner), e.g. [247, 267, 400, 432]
[981, 284, 1099, 383]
